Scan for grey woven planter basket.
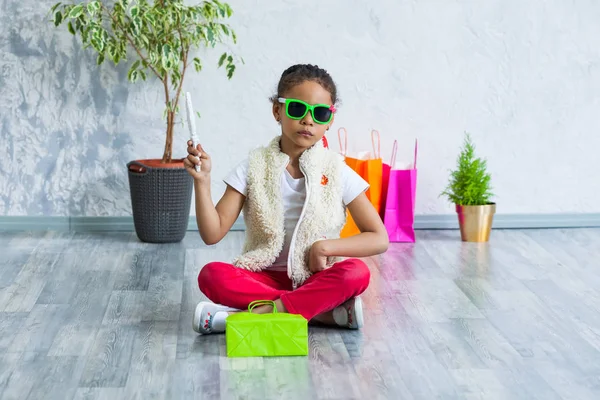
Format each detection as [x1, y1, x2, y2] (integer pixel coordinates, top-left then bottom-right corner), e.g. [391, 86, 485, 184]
[127, 160, 193, 243]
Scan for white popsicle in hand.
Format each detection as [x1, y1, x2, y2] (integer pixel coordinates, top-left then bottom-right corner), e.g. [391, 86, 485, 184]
[185, 92, 201, 172]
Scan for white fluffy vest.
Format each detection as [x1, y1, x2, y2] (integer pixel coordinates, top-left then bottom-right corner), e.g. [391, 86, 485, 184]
[232, 135, 347, 286]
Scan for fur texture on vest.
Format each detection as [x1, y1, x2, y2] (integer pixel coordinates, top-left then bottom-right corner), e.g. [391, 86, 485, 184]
[232, 135, 347, 286]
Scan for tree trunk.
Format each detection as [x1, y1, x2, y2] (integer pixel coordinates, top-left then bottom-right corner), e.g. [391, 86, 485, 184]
[162, 110, 174, 163]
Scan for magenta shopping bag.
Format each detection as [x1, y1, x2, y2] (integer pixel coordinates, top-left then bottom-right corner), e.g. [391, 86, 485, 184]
[383, 139, 418, 243]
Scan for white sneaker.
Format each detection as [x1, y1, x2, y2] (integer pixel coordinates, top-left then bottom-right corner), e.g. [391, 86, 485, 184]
[192, 301, 238, 334]
[334, 297, 364, 329]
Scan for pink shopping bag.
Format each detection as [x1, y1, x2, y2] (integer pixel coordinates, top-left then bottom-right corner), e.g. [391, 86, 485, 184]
[383, 139, 418, 243]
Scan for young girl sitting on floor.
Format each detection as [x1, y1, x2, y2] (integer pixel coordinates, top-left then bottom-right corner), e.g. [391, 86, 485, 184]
[184, 64, 389, 334]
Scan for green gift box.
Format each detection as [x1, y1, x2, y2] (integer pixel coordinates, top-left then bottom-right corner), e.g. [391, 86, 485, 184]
[225, 300, 308, 357]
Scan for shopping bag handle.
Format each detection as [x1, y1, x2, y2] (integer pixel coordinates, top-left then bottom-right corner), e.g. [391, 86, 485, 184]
[389, 139, 418, 169]
[337, 127, 347, 156]
[413, 138, 418, 169]
[390, 140, 398, 167]
[248, 300, 278, 313]
[371, 129, 381, 159]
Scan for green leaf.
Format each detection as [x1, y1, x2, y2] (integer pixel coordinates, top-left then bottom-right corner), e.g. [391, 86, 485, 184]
[132, 16, 141, 34]
[67, 21, 75, 34]
[170, 69, 181, 88]
[87, 1, 100, 16]
[68, 4, 84, 19]
[218, 52, 226, 67]
[146, 13, 156, 26]
[162, 44, 172, 59]
[107, 41, 117, 60]
[131, 60, 140, 70]
[81, 26, 89, 43]
[149, 51, 158, 65]
[130, 5, 139, 18]
[196, 25, 206, 40]
[128, 68, 139, 82]
[193, 57, 202, 72]
[139, 34, 150, 47]
[161, 44, 173, 70]
[119, 42, 127, 62]
[91, 30, 104, 52]
[189, 8, 198, 22]
[139, 70, 147, 80]
[50, 2, 62, 14]
[102, 29, 109, 45]
[203, 3, 212, 17]
[221, 24, 229, 35]
[53, 11, 63, 26]
[97, 53, 105, 65]
[196, 111, 201, 119]
[227, 64, 235, 79]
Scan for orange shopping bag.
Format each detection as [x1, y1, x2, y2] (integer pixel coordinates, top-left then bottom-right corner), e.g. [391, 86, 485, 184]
[338, 128, 384, 237]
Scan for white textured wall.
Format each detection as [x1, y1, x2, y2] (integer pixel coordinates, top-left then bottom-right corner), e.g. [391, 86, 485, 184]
[1, 0, 600, 217]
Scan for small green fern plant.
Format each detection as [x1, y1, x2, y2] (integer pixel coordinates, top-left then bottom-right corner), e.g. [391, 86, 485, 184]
[441, 133, 493, 206]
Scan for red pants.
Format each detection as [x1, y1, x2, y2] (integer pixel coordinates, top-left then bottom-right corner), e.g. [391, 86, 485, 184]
[198, 258, 370, 321]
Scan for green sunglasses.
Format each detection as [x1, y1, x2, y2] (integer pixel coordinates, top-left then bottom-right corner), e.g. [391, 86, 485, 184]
[278, 97, 336, 125]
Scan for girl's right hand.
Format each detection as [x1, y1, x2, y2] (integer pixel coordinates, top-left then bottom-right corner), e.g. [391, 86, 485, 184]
[184, 140, 212, 182]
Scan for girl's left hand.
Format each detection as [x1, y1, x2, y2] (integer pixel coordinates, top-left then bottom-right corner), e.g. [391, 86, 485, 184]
[309, 241, 329, 273]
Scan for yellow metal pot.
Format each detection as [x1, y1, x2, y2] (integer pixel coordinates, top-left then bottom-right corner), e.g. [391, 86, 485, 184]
[455, 203, 496, 242]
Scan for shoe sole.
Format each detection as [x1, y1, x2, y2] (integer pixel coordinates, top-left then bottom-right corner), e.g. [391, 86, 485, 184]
[192, 301, 209, 334]
[353, 297, 364, 329]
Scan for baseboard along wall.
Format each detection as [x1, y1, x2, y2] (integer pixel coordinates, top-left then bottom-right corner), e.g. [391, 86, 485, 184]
[1, 214, 599, 232]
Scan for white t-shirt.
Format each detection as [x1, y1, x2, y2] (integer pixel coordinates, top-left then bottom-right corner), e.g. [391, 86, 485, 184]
[224, 159, 369, 270]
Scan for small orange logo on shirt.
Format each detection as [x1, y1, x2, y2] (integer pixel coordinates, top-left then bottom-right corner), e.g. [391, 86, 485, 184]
[321, 175, 329, 185]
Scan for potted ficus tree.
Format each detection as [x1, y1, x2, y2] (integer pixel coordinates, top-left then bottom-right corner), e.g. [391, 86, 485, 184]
[441, 133, 496, 242]
[49, 0, 240, 243]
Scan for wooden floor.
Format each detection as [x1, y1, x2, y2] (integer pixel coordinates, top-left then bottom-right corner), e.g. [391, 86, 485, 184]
[1, 229, 600, 399]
